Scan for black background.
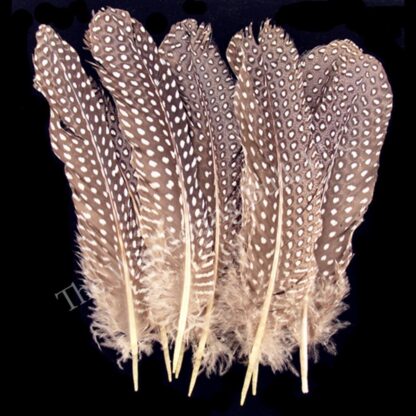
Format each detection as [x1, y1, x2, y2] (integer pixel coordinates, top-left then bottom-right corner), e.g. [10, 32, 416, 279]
[8, 0, 411, 414]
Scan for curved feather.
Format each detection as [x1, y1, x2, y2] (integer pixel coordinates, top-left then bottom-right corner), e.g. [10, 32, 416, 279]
[300, 40, 393, 348]
[33, 25, 154, 390]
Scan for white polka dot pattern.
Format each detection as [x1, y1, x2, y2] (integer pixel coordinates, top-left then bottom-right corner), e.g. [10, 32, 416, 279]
[300, 40, 393, 343]
[159, 19, 243, 384]
[219, 22, 392, 376]
[226, 29, 244, 78]
[159, 19, 243, 279]
[99, 86, 140, 195]
[33, 25, 150, 360]
[232, 22, 322, 335]
[86, 8, 216, 357]
[32, 10, 394, 388]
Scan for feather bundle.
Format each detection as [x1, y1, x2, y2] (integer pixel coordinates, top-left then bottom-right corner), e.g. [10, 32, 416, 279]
[33, 7, 392, 400]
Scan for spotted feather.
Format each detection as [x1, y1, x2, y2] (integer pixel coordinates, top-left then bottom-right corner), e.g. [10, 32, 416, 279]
[300, 40, 393, 352]
[33, 25, 154, 390]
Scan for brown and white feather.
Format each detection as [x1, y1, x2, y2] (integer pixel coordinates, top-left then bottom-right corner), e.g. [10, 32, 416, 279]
[33, 26, 153, 389]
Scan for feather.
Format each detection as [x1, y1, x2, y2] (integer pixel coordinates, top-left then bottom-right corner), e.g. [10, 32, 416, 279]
[158, 19, 243, 392]
[100, 87, 173, 381]
[223, 21, 326, 404]
[299, 40, 393, 355]
[85, 8, 215, 375]
[33, 25, 155, 390]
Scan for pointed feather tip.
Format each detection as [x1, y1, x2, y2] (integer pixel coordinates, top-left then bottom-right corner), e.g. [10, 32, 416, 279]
[34, 24, 59, 61]
[34, 23, 78, 67]
[259, 18, 273, 33]
[337, 39, 363, 55]
[33, 25, 66, 91]
[193, 21, 212, 47]
[159, 18, 198, 56]
[35, 23, 55, 42]
[241, 20, 284, 44]
[178, 18, 199, 35]
[262, 21, 295, 48]
[162, 19, 212, 55]
[227, 24, 255, 77]
[88, 7, 130, 41]
[187, 367, 199, 396]
[33, 25, 89, 101]
[86, 8, 128, 61]
[226, 29, 245, 76]
[261, 21, 299, 63]
[259, 18, 285, 35]
[240, 387, 248, 406]
[243, 22, 254, 41]
[87, 6, 156, 60]
[227, 28, 244, 51]
[313, 39, 363, 66]
[92, 6, 128, 24]
[226, 20, 293, 78]
[242, 20, 287, 47]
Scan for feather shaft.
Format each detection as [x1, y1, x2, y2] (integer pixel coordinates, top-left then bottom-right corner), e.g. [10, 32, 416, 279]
[300, 296, 309, 394]
[160, 326, 172, 382]
[188, 127, 221, 395]
[173, 209, 192, 374]
[174, 341, 185, 378]
[188, 296, 214, 395]
[252, 363, 259, 396]
[241, 155, 284, 406]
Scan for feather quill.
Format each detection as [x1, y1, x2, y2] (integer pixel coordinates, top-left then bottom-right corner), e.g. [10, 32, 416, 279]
[33, 25, 154, 390]
[86, 8, 215, 375]
[159, 19, 243, 392]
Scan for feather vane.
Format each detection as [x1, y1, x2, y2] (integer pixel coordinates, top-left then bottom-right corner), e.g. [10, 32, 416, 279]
[33, 25, 153, 390]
